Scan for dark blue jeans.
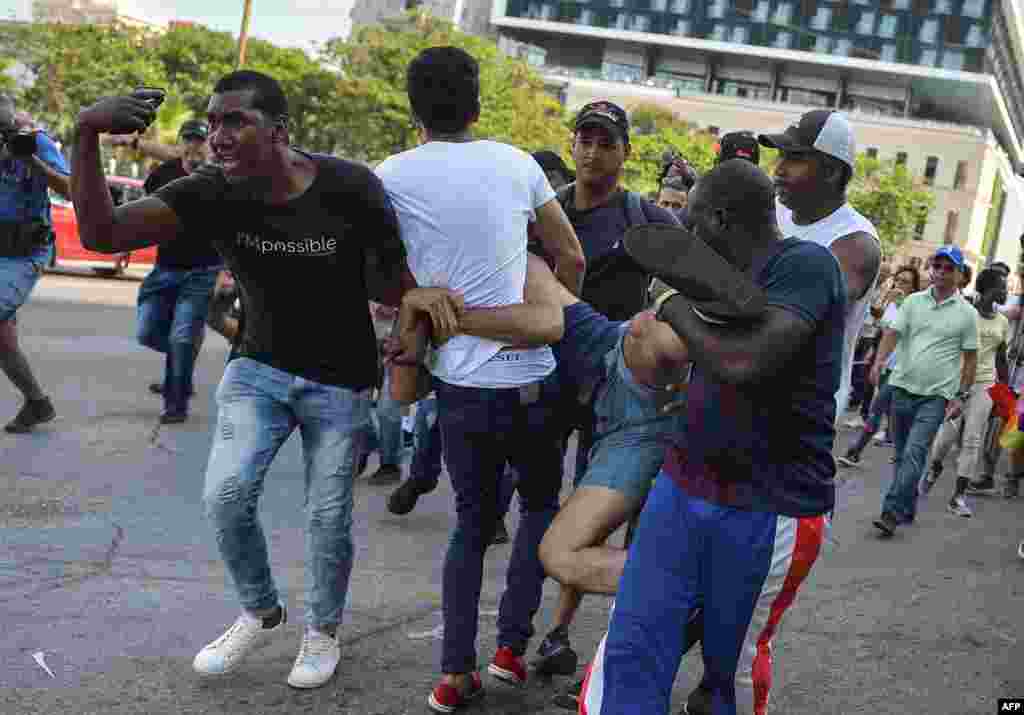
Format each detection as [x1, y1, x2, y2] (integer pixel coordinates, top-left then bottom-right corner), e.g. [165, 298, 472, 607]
[882, 387, 947, 523]
[137, 265, 220, 411]
[434, 374, 563, 674]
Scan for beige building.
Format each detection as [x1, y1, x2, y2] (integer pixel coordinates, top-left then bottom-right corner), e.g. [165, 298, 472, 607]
[33, 0, 165, 32]
[350, 0, 494, 36]
[492, 0, 1024, 275]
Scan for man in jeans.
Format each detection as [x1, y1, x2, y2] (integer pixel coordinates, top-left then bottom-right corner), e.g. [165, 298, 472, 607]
[872, 246, 978, 537]
[137, 120, 222, 423]
[375, 47, 584, 712]
[72, 71, 412, 689]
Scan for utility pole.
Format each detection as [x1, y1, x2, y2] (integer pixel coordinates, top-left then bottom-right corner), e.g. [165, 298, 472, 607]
[236, 0, 254, 68]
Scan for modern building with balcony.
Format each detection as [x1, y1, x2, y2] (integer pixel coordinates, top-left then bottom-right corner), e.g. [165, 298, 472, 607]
[492, 0, 1024, 270]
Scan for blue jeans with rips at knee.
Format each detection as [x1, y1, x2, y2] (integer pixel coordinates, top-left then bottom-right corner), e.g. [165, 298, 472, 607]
[202, 357, 371, 629]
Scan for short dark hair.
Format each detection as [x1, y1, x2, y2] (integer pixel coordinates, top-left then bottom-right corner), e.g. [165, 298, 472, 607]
[976, 267, 1004, 295]
[696, 158, 776, 229]
[893, 265, 921, 293]
[960, 263, 973, 285]
[991, 261, 1011, 276]
[407, 46, 480, 135]
[213, 70, 289, 120]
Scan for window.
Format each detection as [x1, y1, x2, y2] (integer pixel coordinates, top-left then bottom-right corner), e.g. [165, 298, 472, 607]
[944, 210, 960, 244]
[881, 43, 897, 61]
[814, 35, 832, 53]
[651, 0, 668, 10]
[856, 11, 875, 34]
[920, 48, 938, 65]
[866, 147, 878, 159]
[732, 25, 749, 43]
[753, 0, 770, 21]
[671, 0, 690, 12]
[632, 14, 652, 30]
[672, 18, 692, 34]
[962, 0, 984, 18]
[710, 23, 728, 40]
[924, 156, 939, 185]
[942, 49, 964, 70]
[773, 30, 794, 47]
[835, 38, 852, 55]
[953, 160, 968, 190]
[578, 9, 595, 24]
[896, 152, 908, 166]
[613, 12, 628, 28]
[878, 14, 898, 37]
[772, 2, 793, 24]
[914, 216, 927, 240]
[708, 0, 728, 19]
[810, 6, 832, 30]
[919, 18, 939, 43]
[933, 0, 953, 12]
[965, 24, 985, 47]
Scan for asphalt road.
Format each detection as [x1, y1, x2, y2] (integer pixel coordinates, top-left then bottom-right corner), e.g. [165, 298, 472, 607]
[1, 273, 1021, 715]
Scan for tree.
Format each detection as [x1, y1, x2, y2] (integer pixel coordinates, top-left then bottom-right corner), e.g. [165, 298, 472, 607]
[619, 127, 718, 196]
[319, 11, 567, 163]
[848, 155, 934, 255]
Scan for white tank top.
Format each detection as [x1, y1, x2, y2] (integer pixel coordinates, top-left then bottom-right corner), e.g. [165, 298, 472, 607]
[776, 202, 880, 416]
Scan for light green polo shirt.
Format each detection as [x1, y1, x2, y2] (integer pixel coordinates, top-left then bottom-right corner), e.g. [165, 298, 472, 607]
[887, 288, 979, 400]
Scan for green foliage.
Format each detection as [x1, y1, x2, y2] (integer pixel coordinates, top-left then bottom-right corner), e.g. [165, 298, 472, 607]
[848, 155, 935, 255]
[319, 11, 568, 162]
[619, 128, 718, 195]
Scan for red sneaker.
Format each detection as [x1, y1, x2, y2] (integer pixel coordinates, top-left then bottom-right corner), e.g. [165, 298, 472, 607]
[487, 646, 528, 686]
[427, 673, 483, 713]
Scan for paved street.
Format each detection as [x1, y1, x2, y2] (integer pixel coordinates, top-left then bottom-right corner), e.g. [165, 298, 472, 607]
[1, 273, 1022, 715]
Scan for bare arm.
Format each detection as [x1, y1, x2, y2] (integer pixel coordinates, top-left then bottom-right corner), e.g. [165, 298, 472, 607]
[959, 350, 978, 393]
[72, 102, 182, 253]
[29, 155, 70, 197]
[830, 232, 882, 305]
[997, 342, 1010, 384]
[657, 295, 814, 386]
[870, 328, 899, 386]
[106, 135, 181, 162]
[622, 311, 690, 387]
[206, 271, 239, 343]
[532, 198, 585, 296]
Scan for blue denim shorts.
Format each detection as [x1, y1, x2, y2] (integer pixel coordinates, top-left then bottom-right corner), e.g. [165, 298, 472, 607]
[0, 244, 51, 322]
[580, 332, 684, 503]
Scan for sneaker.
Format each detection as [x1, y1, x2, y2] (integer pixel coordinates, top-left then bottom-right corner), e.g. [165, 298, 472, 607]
[872, 511, 898, 537]
[872, 430, 888, 443]
[919, 462, 942, 496]
[491, 519, 510, 546]
[367, 464, 401, 485]
[287, 628, 341, 689]
[966, 476, 997, 496]
[387, 478, 437, 516]
[160, 409, 188, 425]
[551, 677, 585, 711]
[836, 453, 861, 468]
[948, 495, 973, 518]
[427, 673, 484, 714]
[682, 682, 713, 715]
[149, 382, 195, 397]
[533, 626, 578, 677]
[844, 416, 866, 430]
[488, 646, 527, 686]
[4, 397, 56, 433]
[193, 603, 287, 676]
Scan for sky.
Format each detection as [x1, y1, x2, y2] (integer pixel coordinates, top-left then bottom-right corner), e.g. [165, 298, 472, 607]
[2, 0, 356, 51]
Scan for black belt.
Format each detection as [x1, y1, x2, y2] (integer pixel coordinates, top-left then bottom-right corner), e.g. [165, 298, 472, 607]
[0, 221, 52, 258]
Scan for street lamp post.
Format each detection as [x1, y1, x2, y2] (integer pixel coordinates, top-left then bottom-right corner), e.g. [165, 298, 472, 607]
[237, 0, 254, 68]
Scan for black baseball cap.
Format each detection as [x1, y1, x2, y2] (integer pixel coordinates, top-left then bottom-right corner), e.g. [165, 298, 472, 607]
[718, 131, 760, 165]
[178, 119, 209, 141]
[758, 109, 855, 169]
[532, 150, 576, 182]
[574, 101, 630, 142]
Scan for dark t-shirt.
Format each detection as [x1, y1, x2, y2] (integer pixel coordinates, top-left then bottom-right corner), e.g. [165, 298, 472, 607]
[663, 238, 846, 517]
[562, 188, 678, 321]
[154, 154, 406, 390]
[143, 159, 223, 270]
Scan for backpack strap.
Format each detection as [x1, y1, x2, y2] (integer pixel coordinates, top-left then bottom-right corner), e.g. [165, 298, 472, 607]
[623, 190, 648, 229]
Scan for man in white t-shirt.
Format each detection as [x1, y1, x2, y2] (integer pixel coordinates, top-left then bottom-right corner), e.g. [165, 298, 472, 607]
[759, 110, 882, 417]
[375, 47, 585, 714]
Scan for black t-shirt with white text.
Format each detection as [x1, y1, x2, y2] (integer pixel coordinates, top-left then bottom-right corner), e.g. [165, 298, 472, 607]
[143, 159, 223, 270]
[153, 154, 405, 390]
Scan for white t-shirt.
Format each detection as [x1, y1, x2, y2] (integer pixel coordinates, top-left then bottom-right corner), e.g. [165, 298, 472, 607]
[376, 140, 556, 388]
[777, 202, 880, 414]
[881, 302, 901, 371]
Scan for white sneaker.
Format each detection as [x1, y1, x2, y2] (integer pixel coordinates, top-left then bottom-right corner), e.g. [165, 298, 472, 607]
[947, 495, 973, 518]
[193, 604, 287, 676]
[844, 416, 866, 429]
[872, 430, 888, 443]
[287, 628, 341, 689]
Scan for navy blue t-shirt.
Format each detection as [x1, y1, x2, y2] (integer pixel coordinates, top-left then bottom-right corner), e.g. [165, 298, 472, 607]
[663, 238, 846, 517]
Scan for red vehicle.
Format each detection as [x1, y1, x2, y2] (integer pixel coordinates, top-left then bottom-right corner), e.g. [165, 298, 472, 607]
[49, 176, 157, 276]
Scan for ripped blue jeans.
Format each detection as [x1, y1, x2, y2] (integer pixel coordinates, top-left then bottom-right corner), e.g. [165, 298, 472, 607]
[202, 357, 372, 629]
